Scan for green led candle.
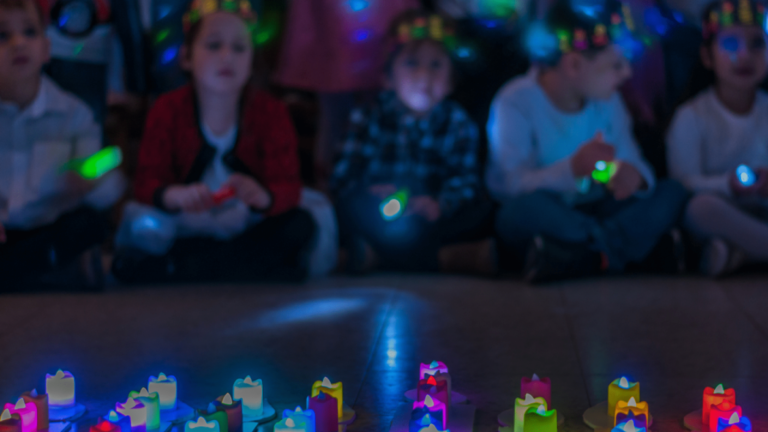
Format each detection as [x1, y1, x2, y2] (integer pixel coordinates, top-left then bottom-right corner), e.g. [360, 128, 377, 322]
[514, 394, 546, 432]
[523, 405, 557, 432]
[63, 146, 123, 180]
[128, 389, 160, 431]
[592, 160, 619, 184]
[201, 404, 228, 432]
[380, 189, 410, 221]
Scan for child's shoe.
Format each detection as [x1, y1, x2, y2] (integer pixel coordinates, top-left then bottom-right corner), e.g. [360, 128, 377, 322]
[701, 238, 747, 278]
[524, 235, 602, 284]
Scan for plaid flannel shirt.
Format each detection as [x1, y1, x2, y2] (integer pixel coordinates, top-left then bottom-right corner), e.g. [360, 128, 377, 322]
[331, 91, 481, 217]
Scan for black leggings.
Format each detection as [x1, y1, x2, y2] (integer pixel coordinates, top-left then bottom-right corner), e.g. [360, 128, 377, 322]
[0, 207, 108, 287]
[114, 208, 317, 284]
[336, 190, 496, 272]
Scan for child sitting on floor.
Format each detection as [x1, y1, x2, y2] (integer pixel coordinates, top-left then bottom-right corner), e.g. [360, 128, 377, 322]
[112, 0, 317, 283]
[486, 0, 688, 283]
[331, 10, 496, 275]
[0, 0, 124, 290]
[667, 0, 768, 277]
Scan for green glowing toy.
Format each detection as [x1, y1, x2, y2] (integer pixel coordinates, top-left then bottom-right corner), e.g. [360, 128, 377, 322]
[62, 146, 123, 180]
[380, 189, 410, 221]
[592, 160, 618, 184]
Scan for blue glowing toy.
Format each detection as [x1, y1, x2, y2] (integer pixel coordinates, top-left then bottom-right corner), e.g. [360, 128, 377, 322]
[380, 189, 410, 222]
[736, 165, 757, 187]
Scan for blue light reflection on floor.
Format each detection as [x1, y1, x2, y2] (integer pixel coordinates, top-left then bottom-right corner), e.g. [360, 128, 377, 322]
[235, 298, 369, 330]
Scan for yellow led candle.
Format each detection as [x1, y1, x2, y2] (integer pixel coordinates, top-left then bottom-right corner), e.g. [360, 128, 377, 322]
[311, 378, 343, 418]
[614, 398, 648, 426]
[607, 377, 639, 417]
[523, 405, 557, 432]
[129, 388, 160, 430]
[514, 394, 546, 432]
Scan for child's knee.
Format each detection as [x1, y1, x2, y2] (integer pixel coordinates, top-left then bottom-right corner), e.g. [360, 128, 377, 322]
[685, 193, 732, 229]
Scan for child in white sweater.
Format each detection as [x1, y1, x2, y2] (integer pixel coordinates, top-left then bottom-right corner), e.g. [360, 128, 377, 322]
[667, 0, 768, 277]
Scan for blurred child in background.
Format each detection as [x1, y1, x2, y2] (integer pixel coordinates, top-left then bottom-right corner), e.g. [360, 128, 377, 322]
[112, 0, 316, 283]
[486, 0, 687, 283]
[0, 0, 124, 290]
[667, 0, 768, 277]
[331, 10, 496, 275]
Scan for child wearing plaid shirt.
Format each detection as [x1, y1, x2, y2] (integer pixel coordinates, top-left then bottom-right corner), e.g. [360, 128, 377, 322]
[331, 10, 496, 274]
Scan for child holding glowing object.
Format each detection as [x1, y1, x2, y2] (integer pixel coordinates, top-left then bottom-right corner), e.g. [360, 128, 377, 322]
[486, 0, 687, 283]
[0, 0, 125, 289]
[667, 0, 768, 277]
[331, 10, 495, 274]
[112, 0, 317, 283]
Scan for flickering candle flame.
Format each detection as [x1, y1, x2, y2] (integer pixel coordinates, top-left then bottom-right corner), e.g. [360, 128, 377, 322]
[98, 421, 113, 431]
[430, 361, 439, 369]
[424, 396, 435, 408]
[138, 388, 150, 397]
[285, 418, 295, 428]
[14, 400, 24, 410]
[321, 378, 332, 388]
[55, 371, 65, 379]
[729, 413, 740, 425]
[222, 394, 233, 405]
[536, 405, 546, 414]
[532, 373, 540, 381]
[420, 426, 441, 432]
[243, 377, 253, 385]
[427, 376, 437, 386]
[189, 418, 216, 429]
[621, 420, 640, 432]
[158, 374, 167, 381]
[124, 399, 137, 409]
[524, 394, 535, 404]
[628, 397, 636, 407]
[107, 411, 119, 422]
[715, 384, 725, 394]
[294, 407, 302, 413]
[619, 377, 630, 389]
[1, 410, 11, 421]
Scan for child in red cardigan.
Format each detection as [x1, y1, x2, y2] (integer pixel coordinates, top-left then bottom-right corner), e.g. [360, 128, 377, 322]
[112, 0, 316, 283]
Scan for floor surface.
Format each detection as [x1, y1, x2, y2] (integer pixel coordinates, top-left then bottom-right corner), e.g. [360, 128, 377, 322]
[1, 274, 767, 432]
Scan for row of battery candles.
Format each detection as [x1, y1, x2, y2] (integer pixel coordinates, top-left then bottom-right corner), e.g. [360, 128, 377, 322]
[0, 370, 347, 432]
[0, 367, 754, 432]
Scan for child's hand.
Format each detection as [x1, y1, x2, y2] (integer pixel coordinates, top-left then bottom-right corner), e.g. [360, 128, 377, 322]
[407, 196, 441, 222]
[571, 132, 616, 178]
[729, 170, 767, 197]
[63, 172, 97, 196]
[225, 173, 272, 210]
[369, 184, 398, 200]
[609, 163, 644, 201]
[0, 221, 5, 244]
[163, 184, 215, 213]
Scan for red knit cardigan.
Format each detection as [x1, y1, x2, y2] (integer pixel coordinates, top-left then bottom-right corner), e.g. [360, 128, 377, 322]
[134, 85, 302, 216]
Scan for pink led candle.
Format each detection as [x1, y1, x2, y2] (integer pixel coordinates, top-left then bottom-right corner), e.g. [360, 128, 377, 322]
[4, 399, 37, 432]
[413, 396, 447, 429]
[521, 374, 551, 408]
[709, 403, 742, 432]
[0, 410, 21, 432]
[419, 362, 451, 406]
[309, 391, 337, 432]
[21, 390, 47, 430]
[416, 376, 449, 406]
[702, 385, 735, 425]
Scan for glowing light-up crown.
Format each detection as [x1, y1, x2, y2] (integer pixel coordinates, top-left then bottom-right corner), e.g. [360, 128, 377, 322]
[183, 0, 257, 33]
[561, 3, 634, 53]
[703, 0, 767, 39]
[392, 13, 458, 51]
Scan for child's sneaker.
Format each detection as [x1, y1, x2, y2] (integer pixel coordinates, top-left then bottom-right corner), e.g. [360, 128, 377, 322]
[524, 235, 601, 284]
[701, 238, 747, 278]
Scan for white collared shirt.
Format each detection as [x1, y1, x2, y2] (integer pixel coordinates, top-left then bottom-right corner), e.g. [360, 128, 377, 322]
[0, 75, 117, 229]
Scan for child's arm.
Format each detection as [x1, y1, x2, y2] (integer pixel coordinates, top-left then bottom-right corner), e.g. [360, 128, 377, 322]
[486, 99, 580, 197]
[330, 107, 375, 199]
[437, 109, 481, 216]
[667, 107, 730, 195]
[252, 98, 302, 216]
[608, 95, 656, 195]
[134, 97, 181, 210]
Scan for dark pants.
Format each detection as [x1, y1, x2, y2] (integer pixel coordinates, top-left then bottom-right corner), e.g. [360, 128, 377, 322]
[495, 180, 688, 270]
[0, 207, 108, 287]
[113, 208, 317, 283]
[336, 190, 495, 272]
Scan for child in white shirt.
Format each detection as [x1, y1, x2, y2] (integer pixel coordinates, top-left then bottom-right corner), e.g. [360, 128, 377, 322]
[667, 0, 768, 276]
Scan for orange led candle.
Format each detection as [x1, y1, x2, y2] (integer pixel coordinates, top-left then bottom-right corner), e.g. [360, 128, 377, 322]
[614, 398, 648, 427]
[702, 385, 735, 425]
[608, 377, 640, 417]
[708, 402, 741, 432]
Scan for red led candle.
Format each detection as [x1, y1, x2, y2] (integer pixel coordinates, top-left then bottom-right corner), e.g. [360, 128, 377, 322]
[309, 391, 338, 432]
[213, 394, 242, 432]
[90, 419, 121, 432]
[521, 374, 551, 408]
[709, 402, 741, 432]
[0, 410, 21, 432]
[21, 391, 47, 431]
[417, 376, 449, 406]
[702, 385, 735, 425]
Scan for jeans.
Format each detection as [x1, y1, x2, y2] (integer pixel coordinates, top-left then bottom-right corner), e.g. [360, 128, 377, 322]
[495, 180, 688, 270]
[336, 189, 495, 271]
